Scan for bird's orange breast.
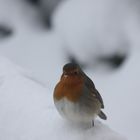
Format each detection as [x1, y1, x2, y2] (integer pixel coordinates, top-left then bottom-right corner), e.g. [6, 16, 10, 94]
[54, 76, 84, 102]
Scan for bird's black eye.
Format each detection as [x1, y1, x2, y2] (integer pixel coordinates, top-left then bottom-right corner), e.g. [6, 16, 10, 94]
[74, 71, 78, 75]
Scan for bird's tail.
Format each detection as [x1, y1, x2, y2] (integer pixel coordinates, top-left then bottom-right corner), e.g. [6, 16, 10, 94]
[98, 110, 107, 120]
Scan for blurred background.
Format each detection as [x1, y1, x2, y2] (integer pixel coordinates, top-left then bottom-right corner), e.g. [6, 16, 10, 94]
[0, 0, 140, 139]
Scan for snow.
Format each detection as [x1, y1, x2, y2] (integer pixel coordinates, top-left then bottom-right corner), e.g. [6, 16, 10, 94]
[0, 0, 140, 139]
[53, 0, 140, 62]
[91, 50, 140, 140]
[0, 56, 126, 140]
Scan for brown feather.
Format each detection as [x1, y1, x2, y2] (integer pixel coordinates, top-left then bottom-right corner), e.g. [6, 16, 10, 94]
[54, 75, 84, 102]
[83, 73, 104, 108]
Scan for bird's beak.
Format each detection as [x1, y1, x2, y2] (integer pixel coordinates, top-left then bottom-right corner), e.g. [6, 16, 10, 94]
[63, 74, 68, 78]
[63, 72, 69, 78]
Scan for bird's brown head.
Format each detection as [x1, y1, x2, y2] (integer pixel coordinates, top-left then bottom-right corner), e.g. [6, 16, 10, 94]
[63, 63, 81, 76]
[61, 63, 84, 85]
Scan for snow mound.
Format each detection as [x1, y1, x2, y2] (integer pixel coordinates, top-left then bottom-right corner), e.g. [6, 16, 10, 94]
[0, 56, 126, 140]
[53, 0, 139, 61]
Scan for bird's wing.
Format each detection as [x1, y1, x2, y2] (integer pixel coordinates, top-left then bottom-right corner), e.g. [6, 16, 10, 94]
[84, 74, 104, 108]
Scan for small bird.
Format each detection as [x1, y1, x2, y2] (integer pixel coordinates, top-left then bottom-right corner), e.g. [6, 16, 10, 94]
[53, 63, 107, 126]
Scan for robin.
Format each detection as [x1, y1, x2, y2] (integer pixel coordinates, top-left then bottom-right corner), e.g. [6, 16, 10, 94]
[53, 63, 107, 126]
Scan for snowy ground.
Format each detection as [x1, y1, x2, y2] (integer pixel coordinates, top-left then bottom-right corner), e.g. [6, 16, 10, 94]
[0, 56, 126, 140]
[0, 0, 140, 139]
